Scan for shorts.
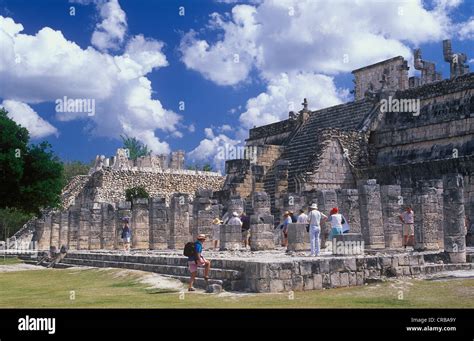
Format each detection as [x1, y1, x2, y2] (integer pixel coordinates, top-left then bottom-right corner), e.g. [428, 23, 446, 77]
[188, 258, 207, 273]
[403, 224, 414, 236]
[242, 229, 250, 240]
[212, 225, 220, 240]
[123, 237, 131, 244]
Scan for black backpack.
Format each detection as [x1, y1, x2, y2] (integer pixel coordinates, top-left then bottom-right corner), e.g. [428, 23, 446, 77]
[183, 242, 196, 257]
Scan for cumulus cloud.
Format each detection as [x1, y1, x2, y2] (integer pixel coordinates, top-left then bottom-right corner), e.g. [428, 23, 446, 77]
[1, 100, 58, 139]
[90, 0, 127, 51]
[0, 14, 179, 154]
[187, 128, 241, 172]
[181, 0, 462, 167]
[458, 17, 474, 40]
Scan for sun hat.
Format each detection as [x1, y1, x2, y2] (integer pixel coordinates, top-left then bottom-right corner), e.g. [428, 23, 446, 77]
[310, 203, 318, 209]
[197, 234, 207, 240]
[232, 212, 239, 217]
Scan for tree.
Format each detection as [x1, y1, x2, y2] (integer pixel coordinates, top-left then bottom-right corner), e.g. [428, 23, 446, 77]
[120, 135, 151, 160]
[0, 208, 33, 240]
[202, 163, 213, 172]
[125, 186, 150, 203]
[0, 108, 64, 215]
[62, 160, 91, 185]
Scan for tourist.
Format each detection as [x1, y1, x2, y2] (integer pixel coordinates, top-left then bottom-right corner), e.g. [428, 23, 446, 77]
[289, 210, 297, 223]
[188, 234, 211, 292]
[297, 208, 308, 224]
[308, 204, 328, 256]
[211, 217, 222, 250]
[399, 206, 414, 249]
[228, 211, 243, 226]
[280, 211, 292, 247]
[121, 217, 132, 252]
[327, 207, 344, 242]
[240, 212, 251, 248]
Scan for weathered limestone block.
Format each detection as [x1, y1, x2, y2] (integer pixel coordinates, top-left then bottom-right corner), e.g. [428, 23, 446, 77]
[89, 202, 102, 250]
[193, 208, 219, 249]
[219, 224, 241, 251]
[68, 207, 80, 250]
[380, 185, 403, 248]
[50, 212, 60, 248]
[250, 221, 275, 251]
[149, 196, 168, 250]
[332, 233, 364, 256]
[287, 223, 309, 251]
[59, 211, 69, 248]
[131, 198, 150, 249]
[413, 179, 442, 251]
[168, 193, 192, 249]
[224, 197, 245, 219]
[78, 208, 90, 250]
[336, 189, 361, 234]
[358, 180, 385, 249]
[36, 215, 51, 250]
[443, 174, 466, 263]
[250, 192, 275, 251]
[101, 203, 115, 249]
[115, 201, 131, 249]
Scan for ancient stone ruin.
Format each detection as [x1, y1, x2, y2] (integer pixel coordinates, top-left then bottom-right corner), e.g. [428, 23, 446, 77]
[11, 40, 474, 292]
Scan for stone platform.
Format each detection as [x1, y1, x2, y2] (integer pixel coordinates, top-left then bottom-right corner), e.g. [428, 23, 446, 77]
[18, 247, 474, 293]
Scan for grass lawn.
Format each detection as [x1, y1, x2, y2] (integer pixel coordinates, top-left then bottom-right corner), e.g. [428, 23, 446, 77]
[0, 257, 22, 265]
[0, 267, 473, 308]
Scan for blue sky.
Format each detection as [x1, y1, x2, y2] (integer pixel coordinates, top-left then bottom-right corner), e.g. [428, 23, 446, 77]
[0, 0, 473, 171]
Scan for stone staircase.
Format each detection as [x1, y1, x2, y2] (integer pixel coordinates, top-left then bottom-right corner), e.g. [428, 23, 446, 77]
[53, 252, 246, 291]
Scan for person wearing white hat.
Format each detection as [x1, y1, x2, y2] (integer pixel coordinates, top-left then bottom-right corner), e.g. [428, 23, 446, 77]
[307, 203, 328, 256]
[227, 212, 243, 227]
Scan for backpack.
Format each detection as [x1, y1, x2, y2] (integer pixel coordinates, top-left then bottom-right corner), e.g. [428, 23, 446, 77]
[183, 242, 196, 257]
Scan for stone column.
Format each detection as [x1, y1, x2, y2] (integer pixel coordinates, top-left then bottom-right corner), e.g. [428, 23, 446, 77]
[36, 216, 51, 250]
[115, 201, 131, 250]
[149, 196, 169, 250]
[250, 192, 275, 251]
[50, 212, 60, 248]
[89, 202, 102, 250]
[131, 198, 150, 249]
[219, 224, 241, 250]
[443, 174, 466, 263]
[192, 189, 219, 249]
[287, 223, 309, 252]
[380, 185, 403, 248]
[315, 189, 338, 248]
[78, 208, 90, 250]
[358, 179, 385, 249]
[101, 203, 116, 249]
[274, 160, 289, 219]
[336, 189, 361, 234]
[168, 193, 192, 249]
[59, 211, 69, 248]
[68, 207, 80, 250]
[413, 179, 443, 251]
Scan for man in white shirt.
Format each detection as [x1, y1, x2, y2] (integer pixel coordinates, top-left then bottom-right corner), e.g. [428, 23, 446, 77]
[297, 209, 308, 223]
[227, 212, 243, 227]
[307, 204, 327, 256]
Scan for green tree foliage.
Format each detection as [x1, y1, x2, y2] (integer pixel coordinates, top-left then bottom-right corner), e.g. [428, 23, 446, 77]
[62, 160, 91, 185]
[202, 163, 213, 172]
[120, 135, 151, 160]
[125, 186, 150, 203]
[0, 208, 33, 240]
[0, 108, 63, 215]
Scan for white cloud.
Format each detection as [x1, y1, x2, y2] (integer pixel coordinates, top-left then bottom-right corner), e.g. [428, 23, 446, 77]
[0, 15, 179, 154]
[187, 124, 196, 132]
[182, 0, 461, 169]
[458, 17, 474, 40]
[90, 0, 127, 51]
[239, 72, 349, 129]
[179, 5, 260, 86]
[1, 100, 58, 139]
[187, 128, 241, 172]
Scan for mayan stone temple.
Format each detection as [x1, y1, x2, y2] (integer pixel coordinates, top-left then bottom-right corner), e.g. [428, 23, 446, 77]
[11, 40, 474, 293]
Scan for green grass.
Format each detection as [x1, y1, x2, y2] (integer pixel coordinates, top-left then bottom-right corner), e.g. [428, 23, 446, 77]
[0, 257, 23, 265]
[0, 267, 472, 308]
